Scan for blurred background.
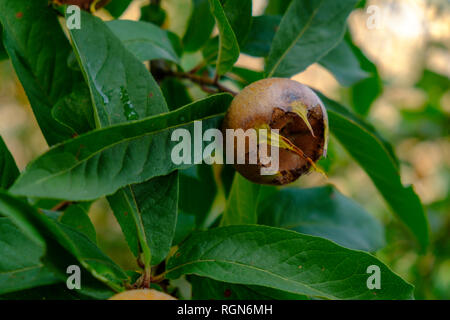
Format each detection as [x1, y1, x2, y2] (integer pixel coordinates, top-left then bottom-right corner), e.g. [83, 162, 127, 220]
[0, 0, 448, 299]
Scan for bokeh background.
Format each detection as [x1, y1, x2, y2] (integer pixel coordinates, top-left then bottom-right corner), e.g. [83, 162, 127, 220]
[0, 0, 448, 299]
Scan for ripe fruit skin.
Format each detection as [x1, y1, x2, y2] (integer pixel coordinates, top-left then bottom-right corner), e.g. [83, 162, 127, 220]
[52, 0, 110, 11]
[109, 289, 176, 300]
[223, 78, 328, 185]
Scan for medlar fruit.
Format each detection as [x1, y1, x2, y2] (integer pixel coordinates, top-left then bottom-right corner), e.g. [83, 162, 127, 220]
[109, 289, 176, 300]
[52, 0, 110, 11]
[223, 78, 328, 185]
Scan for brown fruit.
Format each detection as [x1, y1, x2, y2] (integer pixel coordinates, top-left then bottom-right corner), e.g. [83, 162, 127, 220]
[222, 78, 328, 185]
[52, 0, 110, 11]
[108, 289, 177, 300]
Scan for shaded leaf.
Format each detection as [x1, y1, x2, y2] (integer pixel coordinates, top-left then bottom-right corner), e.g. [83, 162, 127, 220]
[258, 185, 385, 251]
[209, 0, 240, 75]
[319, 40, 370, 87]
[266, 0, 359, 77]
[0, 0, 89, 145]
[60, 202, 96, 244]
[321, 94, 429, 249]
[221, 174, 260, 226]
[183, 0, 215, 52]
[0, 136, 19, 189]
[166, 225, 414, 299]
[0, 192, 129, 292]
[241, 15, 282, 57]
[191, 276, 307, 300]
[106, 20, 180, 64]
[179, 165, 217, 227]
[221, 0, 252, 45]
[0, 218, 60, 295]
[69, 11, 168, 126]
[108, 172, 178, 266]
[105, 0, 133, 18]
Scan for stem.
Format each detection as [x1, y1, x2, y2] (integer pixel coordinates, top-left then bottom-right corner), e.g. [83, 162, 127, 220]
[51, 201, 73, 211]
[165, 70, 237, 96]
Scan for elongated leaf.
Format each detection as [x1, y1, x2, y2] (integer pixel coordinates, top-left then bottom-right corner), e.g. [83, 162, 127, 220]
[321, 94, 429, 249]
[106, 20, 180, 64]
[209, 0, 240, 75]
[221, 0, 252, 45]
[108, 172, 178, 266]
[183, 0, 215, 52]
[0, 218, 60, 294]
[258, 186, 385, 251]
[60, 202, 96, 244]
[10, 94, 232, 201]
[221, 174, 260, 226]
[0, 0, 90, 145]
[191, 276, 307, 300]
[0, 136, 19, 189]
[69, 11, 168, 126]
[166, 225, 414, 299]
[241, 15, 281, 57]
[0, 192, 129, 292]
[266, 0, 359, 77]
[319, 40, 369, 86]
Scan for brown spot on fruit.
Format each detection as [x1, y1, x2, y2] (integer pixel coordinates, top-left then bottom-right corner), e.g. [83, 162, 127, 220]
[222, 78, 328, 185]
[109, 289, 176, 300]
[16, 12, 23, 19]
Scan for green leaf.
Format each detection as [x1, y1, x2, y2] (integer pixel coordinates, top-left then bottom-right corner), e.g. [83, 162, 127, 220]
[161, 77, 193, 111]
[60, 202, 96, 244]
[105, 0, 133, 18]
[51, 84, 96, 136]
[266, 0, 359, 77]
[140, 3, 167, 27]
[108, 172, 178, 266]
[106, 20, 180, 64]
[265, 0, 292, 15]
[319, 40, 370, 87]
[0, 0, 89, 145]
[346, 33, 382, 116]
[0, 192, 129, 292]
[221, 174, 261, 226]
[241, 15, 281, 57]
[166, 225, 414, 299]
[10, 94, 233, 201]
[0, 136, 19, 189]
[258, 186, 385, 251]
[68, 11, 168, 127]
[182, 0, 215, 52]
[0, 217, 60, 295]
[221, 0, 252, 45]
[179, 165, 217, 227]
[191, 276, 307, 300]
[321, 94, 429, 249]
[208, 0, 240, 75]
[0, 25, 8, 61]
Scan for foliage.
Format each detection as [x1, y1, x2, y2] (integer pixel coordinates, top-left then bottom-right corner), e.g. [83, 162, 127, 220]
[0, 0, 436, 300]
